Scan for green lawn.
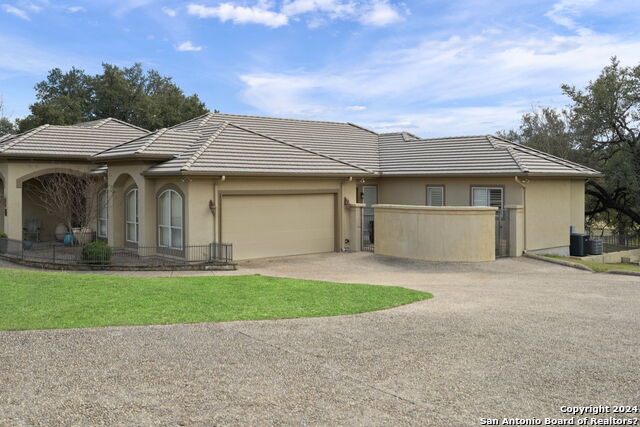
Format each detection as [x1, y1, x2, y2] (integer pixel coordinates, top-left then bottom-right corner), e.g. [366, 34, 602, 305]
[544, 255, 640, 273]
[0, 269, 431, 331]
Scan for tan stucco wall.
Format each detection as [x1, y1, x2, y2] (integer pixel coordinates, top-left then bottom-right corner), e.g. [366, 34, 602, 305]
[376, 176, 587, 255]
[524, 178, 586, 252]
[374, 204, 497, 262]
[377, 177, 524, 206]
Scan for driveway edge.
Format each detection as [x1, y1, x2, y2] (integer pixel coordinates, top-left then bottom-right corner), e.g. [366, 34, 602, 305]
[606, 270, 640, 277]
[523, 253, 594, 272]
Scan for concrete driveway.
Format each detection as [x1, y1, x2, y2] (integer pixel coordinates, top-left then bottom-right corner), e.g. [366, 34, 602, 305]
[1, 253, 639, 426]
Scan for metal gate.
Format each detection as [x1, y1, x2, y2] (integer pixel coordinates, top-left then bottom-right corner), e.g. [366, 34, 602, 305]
[495, 211, 509, 257]
[362, 207, 374, 252]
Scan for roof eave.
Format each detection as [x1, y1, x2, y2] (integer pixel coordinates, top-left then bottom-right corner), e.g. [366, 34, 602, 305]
[93, 153, 175, 161]
[142, 170, 377, 177]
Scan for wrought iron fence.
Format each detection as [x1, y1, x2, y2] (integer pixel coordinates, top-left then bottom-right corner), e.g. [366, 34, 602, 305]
[0, 237, 233, 267]
[362, 209, 374, 252]
[588, 233, 640, 253]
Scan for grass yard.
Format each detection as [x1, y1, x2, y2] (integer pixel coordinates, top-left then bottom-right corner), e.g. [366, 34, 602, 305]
[0, 269, 431, 331]
[544, 255, 640, 273]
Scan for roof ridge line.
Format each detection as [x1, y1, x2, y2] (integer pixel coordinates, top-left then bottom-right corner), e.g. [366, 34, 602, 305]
[494, 136, 594, 173]
[414, 134, 489, 142]
[346, 122, 378, 135]
[181, 122, 229, 171]
[198, 112, 216, 127]
[486, 135, 499, 149]
[167, 112, 211, 130]
[136, 128, 168, 154]
[89, 118, 111, 128]
[0, 124, 50, 153]
[212, 112, 357, 127]
[505, 146, 529, 173]
[511, 144, 588, 172]
[92, 128, 158, 157]
[227, 122, 374, 174]
[104, 118, 150, 132]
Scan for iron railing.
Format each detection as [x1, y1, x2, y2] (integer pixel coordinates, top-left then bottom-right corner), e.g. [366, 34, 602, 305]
[589, 233, 640, 253]
[0, 237, 233, 267]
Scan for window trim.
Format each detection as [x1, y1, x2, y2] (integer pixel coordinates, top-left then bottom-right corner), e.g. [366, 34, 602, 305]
[470, 185, 505, 215]
[124, 187, 139, 245]
[97, 188, 108, 239]
[157, 189, 184, 250]
[426, 185, 445, 206]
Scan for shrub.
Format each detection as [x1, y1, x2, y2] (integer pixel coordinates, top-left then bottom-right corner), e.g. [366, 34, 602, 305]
[81, 240, 112, 265]
[0, 233, 7, 238]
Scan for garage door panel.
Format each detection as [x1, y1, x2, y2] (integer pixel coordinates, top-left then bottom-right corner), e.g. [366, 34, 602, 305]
[221, 194, 335, 260]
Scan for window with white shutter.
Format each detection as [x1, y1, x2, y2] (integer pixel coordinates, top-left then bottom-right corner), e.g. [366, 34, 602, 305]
[472, 187, 503, 210]
[426, 186, 445, 206]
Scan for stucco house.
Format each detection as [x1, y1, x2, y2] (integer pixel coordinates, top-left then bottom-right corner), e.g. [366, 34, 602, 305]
[0, 113, 599, 262]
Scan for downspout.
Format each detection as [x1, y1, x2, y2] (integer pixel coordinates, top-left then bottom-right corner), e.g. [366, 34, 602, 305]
[514, 176, 528, 253]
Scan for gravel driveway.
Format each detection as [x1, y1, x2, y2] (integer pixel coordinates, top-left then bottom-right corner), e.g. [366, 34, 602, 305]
[1, 253, 639, 426]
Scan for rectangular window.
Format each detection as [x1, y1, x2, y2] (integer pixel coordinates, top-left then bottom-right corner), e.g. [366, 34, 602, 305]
[472, 187, 504, 211]
[426, 186, 445, 206]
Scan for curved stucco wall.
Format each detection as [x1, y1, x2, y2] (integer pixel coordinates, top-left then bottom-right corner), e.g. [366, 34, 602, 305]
[373, 204, 497, 262]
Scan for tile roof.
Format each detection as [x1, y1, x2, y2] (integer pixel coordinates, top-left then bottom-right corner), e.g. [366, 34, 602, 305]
[171, 112, 381, 172]
[0, 118, 148, 159]
[378, 134, 599, 176]
[145, 122, 371, 176]
[93, 128, 200, 160]
[3, 113, 599, 177]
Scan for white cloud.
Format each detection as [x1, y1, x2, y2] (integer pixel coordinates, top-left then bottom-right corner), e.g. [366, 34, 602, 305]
[282, 0, 355, 17]
[238, 23, 640, 135]
[176, 41, 203, 51]
[187, 3, 288, 28]
[161, 6, 176, 17]
[187, 1, 405, 28]
[2, 4, 30, 20]
[346, 105, 367, 111]
[67, 6, 86, 13]
[546, 0, 597, 30]
[359, 0, 402, 26]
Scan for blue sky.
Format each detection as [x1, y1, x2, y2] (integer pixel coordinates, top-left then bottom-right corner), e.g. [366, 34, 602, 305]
[1, 0, 639, 136]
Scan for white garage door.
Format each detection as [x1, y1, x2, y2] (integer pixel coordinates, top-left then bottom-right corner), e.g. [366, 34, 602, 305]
[221, 193, 336, 260]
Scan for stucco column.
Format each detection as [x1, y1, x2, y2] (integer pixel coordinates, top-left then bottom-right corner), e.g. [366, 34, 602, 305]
[186, 178, 215, 246]
[506, 205, 524, 257]
[5, 174, 23, 240]
[137, 177, 156, 248]
[341, 179, 357, 251]
[347, 203, 364, 252]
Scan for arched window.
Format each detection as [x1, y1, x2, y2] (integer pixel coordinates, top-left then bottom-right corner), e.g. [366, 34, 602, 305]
[125, 188, 138, 243]
[97, 189, 108, 238]
[158, 189, 183, 249]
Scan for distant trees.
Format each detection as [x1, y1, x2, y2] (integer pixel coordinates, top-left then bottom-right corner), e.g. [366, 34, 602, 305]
[0, 96, 16, 136]
[503, 58, 640, 232]
[16, 63, 209, 132]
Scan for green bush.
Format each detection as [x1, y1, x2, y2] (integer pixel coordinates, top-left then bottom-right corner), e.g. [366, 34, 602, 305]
[0, 233, 7, 238]
[81, 240, 112, 265]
